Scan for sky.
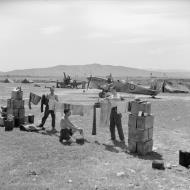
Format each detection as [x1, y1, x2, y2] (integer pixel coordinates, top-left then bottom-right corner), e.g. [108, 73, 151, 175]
[0, 0, 190, 72]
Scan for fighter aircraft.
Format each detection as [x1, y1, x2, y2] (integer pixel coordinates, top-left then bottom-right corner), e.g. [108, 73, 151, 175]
[87, 74, 161, 97]
[56, 72, 86, 89]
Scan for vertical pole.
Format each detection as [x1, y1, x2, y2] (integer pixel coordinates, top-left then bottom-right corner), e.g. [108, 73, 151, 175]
[92, 104, 96, 135]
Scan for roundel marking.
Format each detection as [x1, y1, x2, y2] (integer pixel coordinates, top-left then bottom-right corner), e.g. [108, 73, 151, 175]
[129, 84, 136, 90]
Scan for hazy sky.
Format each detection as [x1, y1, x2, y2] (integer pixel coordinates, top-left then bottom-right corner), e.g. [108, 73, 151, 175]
[0, 0, 190, 71]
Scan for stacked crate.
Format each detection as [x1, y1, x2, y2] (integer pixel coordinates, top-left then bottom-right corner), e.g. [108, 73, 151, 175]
[7, 88, 25, 127]
[0, 106, 7, 126]
[128, 99, 154, 155]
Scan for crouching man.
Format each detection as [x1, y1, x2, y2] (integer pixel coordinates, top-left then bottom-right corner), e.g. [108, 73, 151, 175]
[59, 109, 83, 143]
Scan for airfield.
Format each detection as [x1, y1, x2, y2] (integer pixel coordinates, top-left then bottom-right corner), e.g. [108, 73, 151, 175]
[0, 83, 190, 190]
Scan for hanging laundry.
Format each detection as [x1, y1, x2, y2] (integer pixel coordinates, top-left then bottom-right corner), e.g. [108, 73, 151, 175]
[56, 103, 72, 113]
[41, 94, 49, 112]
[55, 102, 93, 116]
[72, 104, 84, 116]
[28, 92, 41, 109]
[116, 101, 128, 113]
[83, 105, 93, 116]
[99, 100, 112, 128]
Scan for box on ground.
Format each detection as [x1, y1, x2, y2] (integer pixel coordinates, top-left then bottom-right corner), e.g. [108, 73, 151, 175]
[128, 126, 153, 142]
[4, 119, 14, 131]
[179, 150, 190, 168]
[137, 140, 153, 155]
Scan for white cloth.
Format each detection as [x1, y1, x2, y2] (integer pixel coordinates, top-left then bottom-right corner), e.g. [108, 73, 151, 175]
[99, 99, 127, 127]
[55, 102, 93, 116]
[100, 100, 112, 127]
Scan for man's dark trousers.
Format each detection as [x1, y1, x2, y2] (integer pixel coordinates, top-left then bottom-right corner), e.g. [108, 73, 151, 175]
[110, 107, 124, 141]
[41, 106, 55, 128]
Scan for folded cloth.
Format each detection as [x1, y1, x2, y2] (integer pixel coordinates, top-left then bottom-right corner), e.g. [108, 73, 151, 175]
[29, 92, 41, 109]
[20, 124, 41, 132]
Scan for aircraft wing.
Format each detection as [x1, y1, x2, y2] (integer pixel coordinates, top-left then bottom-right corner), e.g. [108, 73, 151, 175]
[113, 81, 160, 96]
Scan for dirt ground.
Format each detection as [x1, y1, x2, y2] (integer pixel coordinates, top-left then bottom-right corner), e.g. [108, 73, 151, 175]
[0, 83, 190, 190]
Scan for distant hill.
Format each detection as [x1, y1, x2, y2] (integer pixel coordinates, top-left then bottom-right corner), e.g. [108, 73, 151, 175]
[0, 64, 162, 78]
[0, 63, 189, 78]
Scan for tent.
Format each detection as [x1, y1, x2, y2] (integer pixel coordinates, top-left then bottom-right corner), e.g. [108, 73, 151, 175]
[21, 78, 34, 83]
[162, 81, 189, 93]
[3, 78, 14, 83]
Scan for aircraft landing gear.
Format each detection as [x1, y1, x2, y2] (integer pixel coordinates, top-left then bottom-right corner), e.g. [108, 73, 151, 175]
[99, 90, 107, 98]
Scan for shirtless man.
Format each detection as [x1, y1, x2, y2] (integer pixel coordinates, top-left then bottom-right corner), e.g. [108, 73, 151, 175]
[59, 109, 83, 143]
[39, 87, 58, 131]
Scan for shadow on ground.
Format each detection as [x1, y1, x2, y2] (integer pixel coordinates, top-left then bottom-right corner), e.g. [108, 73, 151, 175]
[103, 140, 127, 153]
[39, 129, 59, 137]
[102, 140, 163, 160]
[128, 151, 163, 161]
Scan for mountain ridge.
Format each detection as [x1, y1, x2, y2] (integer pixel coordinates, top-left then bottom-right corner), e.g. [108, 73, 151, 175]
[0, 63, 189, 78]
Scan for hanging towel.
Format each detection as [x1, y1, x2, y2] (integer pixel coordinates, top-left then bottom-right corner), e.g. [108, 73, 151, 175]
[28, 92, 41, 109]
[83, 105, 93, 116]
[72, 105, 84, 116]
[55, 103, 72, 113]
[116, 101, 128, 113]
[99, 100, 112, 128]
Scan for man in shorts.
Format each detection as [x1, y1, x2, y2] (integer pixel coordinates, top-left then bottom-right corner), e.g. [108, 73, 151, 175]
[59, 109, 83, 143]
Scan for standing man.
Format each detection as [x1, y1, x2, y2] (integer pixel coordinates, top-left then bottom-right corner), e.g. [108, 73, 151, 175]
[39, 87, 58, 131]
[107, 86, 125, 143]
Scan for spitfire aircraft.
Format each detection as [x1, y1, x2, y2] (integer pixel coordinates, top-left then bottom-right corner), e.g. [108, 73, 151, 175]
[87, 74, 161, 97]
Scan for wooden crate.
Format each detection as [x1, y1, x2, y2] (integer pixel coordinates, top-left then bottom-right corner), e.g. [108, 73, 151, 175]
[18, 108, 25, 118]
[128, 139, 137, 153]
[128, 125, 149, 142]
[7, 99, 24, 109]
[130, 100, 151, 116]
[11, 90, 23, 100]
[137, 140, 153, 155]
[7, 108, 19, 118]
[128, 114, 154, 130]
[0, 116, 5, 126]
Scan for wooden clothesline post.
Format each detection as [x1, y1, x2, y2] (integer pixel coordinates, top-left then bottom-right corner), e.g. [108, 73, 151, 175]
[92, 102, 100, 135]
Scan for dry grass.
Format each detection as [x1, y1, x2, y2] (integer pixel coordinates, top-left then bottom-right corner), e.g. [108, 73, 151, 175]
[0, 83, 190, 190]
